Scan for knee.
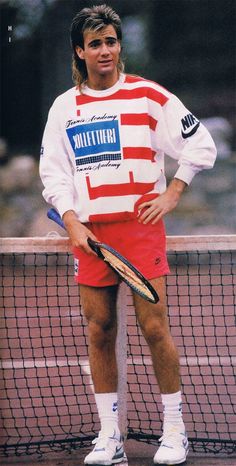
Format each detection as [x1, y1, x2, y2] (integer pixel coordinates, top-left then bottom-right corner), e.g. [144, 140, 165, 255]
[80, 286, 118, 349]
[87, 314, 117, 349]
[142, 321, 165, 346]
[140, 307, 169, 347]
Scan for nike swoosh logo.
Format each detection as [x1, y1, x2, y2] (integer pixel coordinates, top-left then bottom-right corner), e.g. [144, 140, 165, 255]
[112, 402, 118, 412]
[181, 121, 200, 138]
[183, 438, 189, 448]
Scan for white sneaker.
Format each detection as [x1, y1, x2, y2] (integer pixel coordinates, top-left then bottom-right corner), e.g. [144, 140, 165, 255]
[153, 426, 189, 465]
[84, 430, 127, 465]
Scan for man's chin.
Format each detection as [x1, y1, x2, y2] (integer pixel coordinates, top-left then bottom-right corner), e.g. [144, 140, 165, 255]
[98, 63, 116, 73]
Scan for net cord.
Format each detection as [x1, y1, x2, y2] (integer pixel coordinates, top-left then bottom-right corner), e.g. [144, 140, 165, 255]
[1, 235, 236, 253]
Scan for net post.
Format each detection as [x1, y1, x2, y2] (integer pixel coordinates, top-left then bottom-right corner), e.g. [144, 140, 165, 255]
[116, 282, 128, 440]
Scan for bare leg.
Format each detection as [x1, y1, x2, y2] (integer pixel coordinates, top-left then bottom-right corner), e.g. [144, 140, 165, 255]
[134, 278, 188, 465]
[133, 276, 180, 394]
[80, 284, 119, 393]
[81, 287, 127, 464]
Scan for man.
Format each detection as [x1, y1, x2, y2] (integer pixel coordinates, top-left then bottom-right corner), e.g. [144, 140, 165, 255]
[39, 4, 217, 465]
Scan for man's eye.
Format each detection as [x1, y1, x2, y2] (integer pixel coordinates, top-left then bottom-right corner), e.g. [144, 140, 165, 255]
[107, 39, 117, 46]
[90, 41, 100, 48]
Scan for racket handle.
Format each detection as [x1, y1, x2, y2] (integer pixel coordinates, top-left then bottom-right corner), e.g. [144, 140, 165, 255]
[47, 209, 100, 252]
[47, 208, 65, 230]
[87, 237, 101, 255]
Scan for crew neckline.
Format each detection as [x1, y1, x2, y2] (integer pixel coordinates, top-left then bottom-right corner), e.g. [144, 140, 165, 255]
[82, 73, 126, 97]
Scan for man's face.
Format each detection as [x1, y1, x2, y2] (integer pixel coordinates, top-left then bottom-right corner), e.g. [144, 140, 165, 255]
[76, 25, 121, 82]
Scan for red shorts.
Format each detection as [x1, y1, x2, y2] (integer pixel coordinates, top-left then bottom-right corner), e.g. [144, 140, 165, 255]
[73, 219, 170, 287]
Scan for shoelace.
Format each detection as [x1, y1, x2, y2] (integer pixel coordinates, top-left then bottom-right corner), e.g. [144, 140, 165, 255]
[159, 430, 185, 448]
[92, 434, 118, 450]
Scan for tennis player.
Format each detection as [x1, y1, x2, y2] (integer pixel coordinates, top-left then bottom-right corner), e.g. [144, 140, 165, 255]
[39, 4, 217, 465]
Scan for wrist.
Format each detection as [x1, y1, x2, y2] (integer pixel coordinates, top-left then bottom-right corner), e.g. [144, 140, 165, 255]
[62, 210, 80, 227]
[168, 178, 187, 197]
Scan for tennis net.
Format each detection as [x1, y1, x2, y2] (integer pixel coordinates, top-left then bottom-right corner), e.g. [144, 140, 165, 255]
[0, 235, 235, 457]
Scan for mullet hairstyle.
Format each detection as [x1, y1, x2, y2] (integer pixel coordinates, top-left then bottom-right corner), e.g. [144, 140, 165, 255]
[70, 4, 124, 90]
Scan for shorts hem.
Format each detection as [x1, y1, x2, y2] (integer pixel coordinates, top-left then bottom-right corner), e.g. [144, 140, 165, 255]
[74, 276, 119, 287]
[144, 267, 170, 280]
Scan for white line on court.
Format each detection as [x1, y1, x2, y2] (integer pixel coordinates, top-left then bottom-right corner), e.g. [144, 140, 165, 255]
[0, 355, 235, 370]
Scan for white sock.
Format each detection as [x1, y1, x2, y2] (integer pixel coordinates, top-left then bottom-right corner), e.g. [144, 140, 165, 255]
[161, 391, 184, 431]
[95, 392, 120, 436]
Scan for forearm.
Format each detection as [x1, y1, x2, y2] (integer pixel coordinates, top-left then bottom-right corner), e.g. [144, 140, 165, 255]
[166, 178, 187, 200]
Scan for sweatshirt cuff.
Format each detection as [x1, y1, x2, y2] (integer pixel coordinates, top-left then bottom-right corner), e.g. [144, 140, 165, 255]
[174, 164, 200, 185]
[56, 200, 76, 219]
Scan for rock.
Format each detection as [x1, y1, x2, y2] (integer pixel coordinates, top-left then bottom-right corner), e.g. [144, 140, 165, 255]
[0, 155, 37, 193]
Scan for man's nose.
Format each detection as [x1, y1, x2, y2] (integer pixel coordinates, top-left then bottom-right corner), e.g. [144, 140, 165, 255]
[100, 42, 110, 54]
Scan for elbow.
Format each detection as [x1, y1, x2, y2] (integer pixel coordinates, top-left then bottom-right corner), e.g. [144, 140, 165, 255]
[206, 142, 217, 169]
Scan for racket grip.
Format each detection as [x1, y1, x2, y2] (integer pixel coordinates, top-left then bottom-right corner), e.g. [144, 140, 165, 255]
[47, 208, 66, 230]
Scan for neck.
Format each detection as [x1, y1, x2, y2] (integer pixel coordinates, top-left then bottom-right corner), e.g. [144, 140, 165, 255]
[87, 70, 120, 90]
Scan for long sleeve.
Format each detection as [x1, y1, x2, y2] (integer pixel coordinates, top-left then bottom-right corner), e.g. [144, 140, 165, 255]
[39, 100, 77, 218]
[157, 94, 217, 185]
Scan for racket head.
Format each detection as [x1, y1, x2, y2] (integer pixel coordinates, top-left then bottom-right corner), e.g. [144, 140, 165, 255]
[87, 238, 159, 304]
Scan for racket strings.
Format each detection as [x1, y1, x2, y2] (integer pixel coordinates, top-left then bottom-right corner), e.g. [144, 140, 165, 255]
[101, 248, 154, 300]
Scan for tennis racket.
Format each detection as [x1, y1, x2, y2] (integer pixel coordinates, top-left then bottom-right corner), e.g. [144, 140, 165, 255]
[47, 208, 159, 304]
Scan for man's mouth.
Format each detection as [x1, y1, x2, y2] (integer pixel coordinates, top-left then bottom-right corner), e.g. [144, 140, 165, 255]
[99, 60, 112, 64]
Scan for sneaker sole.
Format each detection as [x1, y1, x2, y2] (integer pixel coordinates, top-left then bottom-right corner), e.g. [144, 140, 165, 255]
[153, 452, 188, 465]
[84, 452, 127, 465]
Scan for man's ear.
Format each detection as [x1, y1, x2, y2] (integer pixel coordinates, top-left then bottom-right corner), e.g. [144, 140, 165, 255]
[76, 46, 85, 60]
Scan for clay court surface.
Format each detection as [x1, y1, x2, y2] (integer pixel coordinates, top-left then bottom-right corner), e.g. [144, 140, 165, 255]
[1, 440, 236, 466]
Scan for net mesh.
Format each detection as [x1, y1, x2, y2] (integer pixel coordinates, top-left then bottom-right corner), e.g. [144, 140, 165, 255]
[0, 237, 236, 457]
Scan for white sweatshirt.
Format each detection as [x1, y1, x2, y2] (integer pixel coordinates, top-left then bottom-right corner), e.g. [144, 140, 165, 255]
[39, 73, 217, 223]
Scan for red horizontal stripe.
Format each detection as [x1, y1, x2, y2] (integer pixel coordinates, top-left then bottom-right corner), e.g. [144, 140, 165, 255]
[125, 75, 146, 84]
[86, 172, 155, 200]
[120, 113, 157, 130]
[89, 193, 161, 222]
[125, 75, 169, 95]
[121, 113, 149, 125]
[123, 147, 156, 162]
[149, 115, 158, 131]
[147, 87, 169, 106]
[76, 87, 168, 107]
[89, 212, 135, 223]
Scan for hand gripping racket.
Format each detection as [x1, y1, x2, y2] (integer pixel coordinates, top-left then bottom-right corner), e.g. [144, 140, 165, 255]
[47, 208, 159, 304]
